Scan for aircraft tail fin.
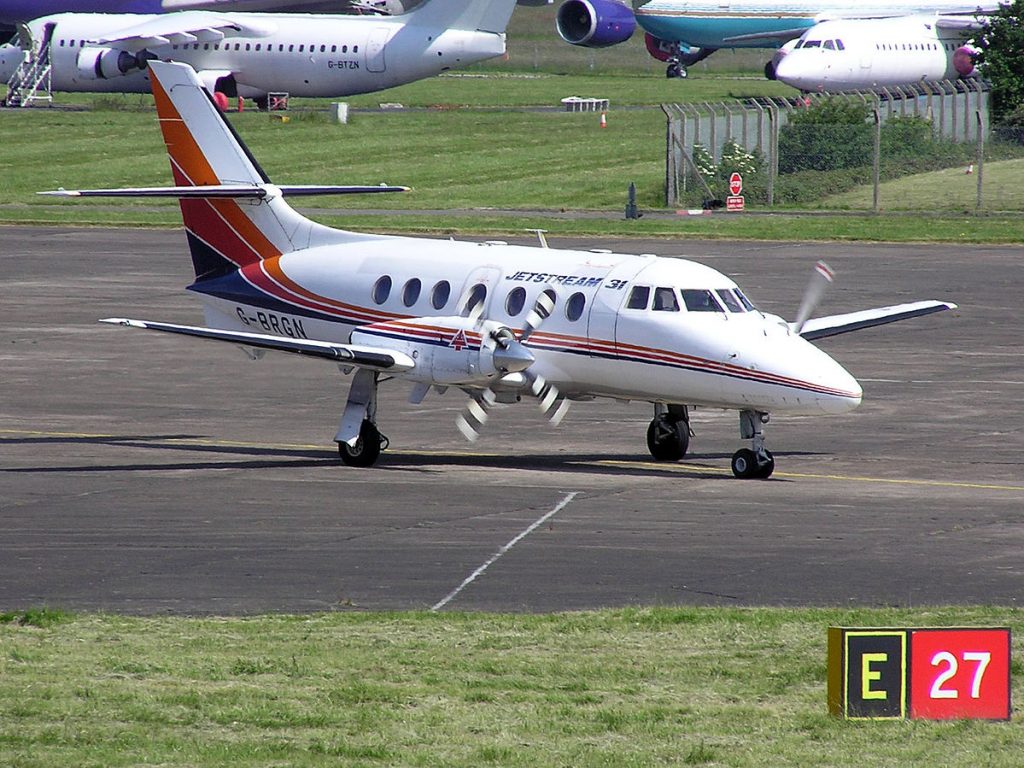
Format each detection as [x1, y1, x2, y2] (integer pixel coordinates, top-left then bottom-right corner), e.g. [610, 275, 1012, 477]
[147, 59, 325, 280]
[408, 0, 517, 34]
[42, 61, 406, 282]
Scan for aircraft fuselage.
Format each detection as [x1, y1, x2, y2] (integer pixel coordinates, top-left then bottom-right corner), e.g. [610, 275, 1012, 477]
[8, 11, 505, 97]
[190, 235, 863, 415]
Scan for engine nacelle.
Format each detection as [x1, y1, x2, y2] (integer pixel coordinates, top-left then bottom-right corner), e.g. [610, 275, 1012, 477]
[556, 0, 635, 48]
[76, 46, 144, 80]
[350, 316, 534, 387]
[765, 39, 799, 81]
[953, 44, 979, 78]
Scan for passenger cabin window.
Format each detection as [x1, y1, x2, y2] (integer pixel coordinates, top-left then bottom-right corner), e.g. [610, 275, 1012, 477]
[431, 280, 450, 310]
[680, 289, 723, 312]
[652, 287, 679, 312]
[565, 292, 586, 322]
[505, 286, 526, 316]
[465, 283, 487, 315]
[372, 275, 392, 305]
[402, 278, 421, 307]
[626, 286, 650, 310]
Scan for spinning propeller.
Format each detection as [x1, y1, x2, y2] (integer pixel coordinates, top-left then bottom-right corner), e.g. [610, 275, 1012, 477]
[793, 260, 834, 335]
[455, 292, 570, 442]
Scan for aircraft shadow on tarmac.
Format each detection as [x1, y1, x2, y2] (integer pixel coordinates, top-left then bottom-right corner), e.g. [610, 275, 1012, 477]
[2, 432, 815, 480]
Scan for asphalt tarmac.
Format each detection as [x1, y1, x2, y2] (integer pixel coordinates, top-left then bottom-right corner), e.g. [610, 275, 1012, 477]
[2, 226, 1022, 615]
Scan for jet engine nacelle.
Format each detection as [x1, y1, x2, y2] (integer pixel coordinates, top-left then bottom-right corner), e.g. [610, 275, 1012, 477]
[765, 39, 798, 81]
[350, 317, 535, 387]
[953, 44, 980, 78]
[556, 0, 636, 48]
[76, 46, 149, 80]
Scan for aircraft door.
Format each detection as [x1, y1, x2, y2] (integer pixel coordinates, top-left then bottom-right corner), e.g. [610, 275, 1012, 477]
[585, 259, 651, 356]
[458, 265, 503, 319]
[366, 27, 390, 73]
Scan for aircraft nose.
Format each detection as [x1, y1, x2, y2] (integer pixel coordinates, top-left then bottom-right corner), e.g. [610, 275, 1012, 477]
[0, 45, 26, 82]
[810, 346, 863, 414]
[773, 54, 816, 91]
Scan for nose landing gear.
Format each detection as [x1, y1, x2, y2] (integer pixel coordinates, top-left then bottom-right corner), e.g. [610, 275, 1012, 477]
[731, 409, 774, 479]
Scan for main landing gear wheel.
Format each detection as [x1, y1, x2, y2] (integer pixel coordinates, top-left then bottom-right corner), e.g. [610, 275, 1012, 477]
[666, 62, 687, 79]
[338, 419, 384, 467]
[731, 448, 774, 479]
[647, 404, 691, 461]
[647, 417, 690, 461]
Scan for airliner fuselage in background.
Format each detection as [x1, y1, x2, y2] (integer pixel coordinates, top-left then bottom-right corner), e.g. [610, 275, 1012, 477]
[0, 0, 514, 101]
[553, 0, 994, 79]
[771, 14, 981, 92]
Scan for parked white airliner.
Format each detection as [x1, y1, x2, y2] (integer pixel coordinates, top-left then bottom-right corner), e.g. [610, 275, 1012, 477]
[772, 14, 982, 92]
[45, 61, 955, 478]
[0, 0, 514, 103]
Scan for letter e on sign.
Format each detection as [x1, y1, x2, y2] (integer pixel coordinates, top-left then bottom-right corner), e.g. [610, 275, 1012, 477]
[909, 628, 1011, 720]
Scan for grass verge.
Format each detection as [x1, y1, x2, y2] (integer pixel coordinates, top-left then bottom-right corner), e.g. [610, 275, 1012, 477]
[1, 607, 1022, 766]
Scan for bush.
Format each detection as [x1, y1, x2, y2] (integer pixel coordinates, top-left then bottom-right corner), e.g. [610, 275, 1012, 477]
[778, 99, 873, 173]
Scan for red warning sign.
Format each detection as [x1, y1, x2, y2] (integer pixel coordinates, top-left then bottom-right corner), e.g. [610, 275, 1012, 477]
[728, 172, 743, 196]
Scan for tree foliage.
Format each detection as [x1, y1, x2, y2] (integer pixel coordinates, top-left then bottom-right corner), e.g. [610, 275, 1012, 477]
[977, 0, 1024, 124]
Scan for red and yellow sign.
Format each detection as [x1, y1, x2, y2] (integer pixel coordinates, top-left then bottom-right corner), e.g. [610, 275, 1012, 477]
[828, 627, 1011, 720]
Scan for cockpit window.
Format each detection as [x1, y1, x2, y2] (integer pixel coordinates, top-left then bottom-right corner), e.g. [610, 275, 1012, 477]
[652, 287, 680, 312]
[626, 285, 650, 310]
[803, 39, 821, 48]
[734, 288, 756, 312]
[824, 40, 835, 50]
[715, 289, 744, 313]
[680, 289, 724, 312]
[836, 39, 845, 50]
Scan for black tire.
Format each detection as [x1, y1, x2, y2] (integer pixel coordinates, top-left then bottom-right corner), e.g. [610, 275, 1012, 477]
[666, 63, 681, 79]
[731, 448, 758, 479]
[338, 420, 382, 467]
[646, 417, 690, 461]
[755, 450, 775, 479]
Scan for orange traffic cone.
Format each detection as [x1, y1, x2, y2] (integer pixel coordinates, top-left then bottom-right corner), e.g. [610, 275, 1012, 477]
[600, 111, 607, 128]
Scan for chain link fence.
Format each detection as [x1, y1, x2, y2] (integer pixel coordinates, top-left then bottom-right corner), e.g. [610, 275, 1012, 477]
[664, 81, 1024, 213]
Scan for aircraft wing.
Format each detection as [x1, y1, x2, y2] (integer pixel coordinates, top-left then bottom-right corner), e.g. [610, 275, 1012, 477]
[90, 11, 277, 49]
[796, 301, 956, 341]
[100, 318, 416, 371]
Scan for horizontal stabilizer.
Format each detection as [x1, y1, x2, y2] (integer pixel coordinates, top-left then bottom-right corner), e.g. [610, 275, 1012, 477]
[100, 318, 416, 371]
[40, 184, 408, 199]
[796, 301, 957, 341]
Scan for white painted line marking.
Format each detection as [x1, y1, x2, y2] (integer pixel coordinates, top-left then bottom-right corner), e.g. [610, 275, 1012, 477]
[431, 491, 580, 612]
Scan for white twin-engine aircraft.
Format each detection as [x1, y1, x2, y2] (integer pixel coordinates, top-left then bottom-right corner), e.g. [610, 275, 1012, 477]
[46, 61, 955, 478]
[1, 0, 515, 102]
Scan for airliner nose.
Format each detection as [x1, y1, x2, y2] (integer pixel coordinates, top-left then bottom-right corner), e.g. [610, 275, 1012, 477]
[774, 54, 817, 92]
[0, 45, 26, 83]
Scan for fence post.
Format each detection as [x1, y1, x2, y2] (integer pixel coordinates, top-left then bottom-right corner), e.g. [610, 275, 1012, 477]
[975, 107, 985, 212]
[662, 104, 675, 207]
[768, 104, 778, 207]
[873, 107, 881, 213]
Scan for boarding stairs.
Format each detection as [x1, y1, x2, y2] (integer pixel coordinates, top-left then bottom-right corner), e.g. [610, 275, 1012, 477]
[4, 23, 53, 107]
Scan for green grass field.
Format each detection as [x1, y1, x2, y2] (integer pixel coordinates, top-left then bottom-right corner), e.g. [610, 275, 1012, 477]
[3, 607, 1023, 767]
[823, 158, 1024, 212]
[3, 98, 1023, 242]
